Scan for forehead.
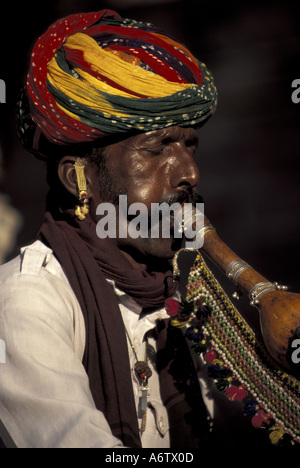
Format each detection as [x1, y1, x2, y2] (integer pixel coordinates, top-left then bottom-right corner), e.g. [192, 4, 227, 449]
[132, 125, 198, 145]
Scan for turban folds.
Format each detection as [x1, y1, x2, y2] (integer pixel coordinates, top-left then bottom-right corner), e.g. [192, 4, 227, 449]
[19, 9, 217, 156]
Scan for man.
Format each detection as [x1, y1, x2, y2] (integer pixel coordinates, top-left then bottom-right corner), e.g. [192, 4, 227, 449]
[1, 9, 298, 449]
[0, 9, 218, 448]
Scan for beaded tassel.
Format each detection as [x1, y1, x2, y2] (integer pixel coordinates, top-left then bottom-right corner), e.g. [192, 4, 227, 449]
[167, 253, 300, 446]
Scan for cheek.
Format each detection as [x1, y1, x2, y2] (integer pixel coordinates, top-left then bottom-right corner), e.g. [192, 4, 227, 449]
[124, 182, 160, 211]
[120, 159, 164, 206]
[128, 185, 162, 209]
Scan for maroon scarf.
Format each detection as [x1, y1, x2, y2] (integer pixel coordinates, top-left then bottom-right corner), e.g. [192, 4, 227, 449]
[38, 212, 209, 447]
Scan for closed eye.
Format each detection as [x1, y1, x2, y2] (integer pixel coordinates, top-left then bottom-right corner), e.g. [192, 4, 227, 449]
[185, 135, 199, 153]
[140, 131, 199, 156]
[143, 145, 167, 156]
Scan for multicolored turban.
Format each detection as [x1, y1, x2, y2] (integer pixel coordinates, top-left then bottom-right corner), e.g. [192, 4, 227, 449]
[18, 9, 217, 157]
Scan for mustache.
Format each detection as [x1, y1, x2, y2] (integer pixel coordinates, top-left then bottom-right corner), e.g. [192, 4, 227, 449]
[158, 190, 203, 207]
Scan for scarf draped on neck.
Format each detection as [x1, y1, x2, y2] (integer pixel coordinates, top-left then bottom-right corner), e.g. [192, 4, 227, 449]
[38, 212, 209, 447]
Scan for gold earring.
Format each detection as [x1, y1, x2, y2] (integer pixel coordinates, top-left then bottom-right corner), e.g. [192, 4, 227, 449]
[74, 159, 89, 221]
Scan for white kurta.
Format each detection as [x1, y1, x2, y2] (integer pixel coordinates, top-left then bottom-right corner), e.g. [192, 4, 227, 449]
[0, 241, 215, 448]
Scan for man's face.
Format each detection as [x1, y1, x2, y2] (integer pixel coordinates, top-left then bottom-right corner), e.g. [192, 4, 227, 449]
[89, 125, 200, 261]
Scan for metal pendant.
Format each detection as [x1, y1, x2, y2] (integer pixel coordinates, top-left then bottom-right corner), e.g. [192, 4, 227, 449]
[134, 361, 152, 380]
[141, 384, 149, 412]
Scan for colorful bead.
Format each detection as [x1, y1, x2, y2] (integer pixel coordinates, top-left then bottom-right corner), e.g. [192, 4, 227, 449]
[169, 253, 300, 447]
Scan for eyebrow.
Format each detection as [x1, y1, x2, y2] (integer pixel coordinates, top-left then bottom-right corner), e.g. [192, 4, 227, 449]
[141, 129, 169, 144]
[140, 128, 199, 145]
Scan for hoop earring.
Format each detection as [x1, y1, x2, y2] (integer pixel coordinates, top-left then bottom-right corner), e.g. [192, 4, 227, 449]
[74, 159, 89, 221]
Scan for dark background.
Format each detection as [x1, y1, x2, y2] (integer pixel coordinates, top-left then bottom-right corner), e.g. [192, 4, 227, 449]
[0, 0, 299, 328]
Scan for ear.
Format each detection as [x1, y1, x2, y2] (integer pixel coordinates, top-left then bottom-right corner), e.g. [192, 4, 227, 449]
[58, 155, 97, 206]
[57, 156, 78, 198]
[58, 156, 95, 199]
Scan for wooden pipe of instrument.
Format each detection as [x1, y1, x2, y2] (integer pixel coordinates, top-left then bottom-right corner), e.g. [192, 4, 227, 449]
[199, 217, 300, 373]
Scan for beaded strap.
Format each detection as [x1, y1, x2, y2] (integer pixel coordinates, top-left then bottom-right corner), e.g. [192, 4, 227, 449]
[166, 253, 300, 446]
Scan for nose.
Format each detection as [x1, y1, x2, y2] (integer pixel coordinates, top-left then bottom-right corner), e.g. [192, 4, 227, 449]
[169, 143, 199, 191]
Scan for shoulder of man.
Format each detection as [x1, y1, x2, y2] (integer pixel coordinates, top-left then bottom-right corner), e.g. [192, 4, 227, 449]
[0, 240, 64, 282]
[0, 240, 80, 316]
[0, 240, 85, 359]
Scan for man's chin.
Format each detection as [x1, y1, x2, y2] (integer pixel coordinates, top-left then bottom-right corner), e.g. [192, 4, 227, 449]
[138, 236, 184, 261]
[117, 235, 184, 266]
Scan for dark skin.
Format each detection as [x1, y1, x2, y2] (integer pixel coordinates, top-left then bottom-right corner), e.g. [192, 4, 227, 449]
[58, 125, 200, 268]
